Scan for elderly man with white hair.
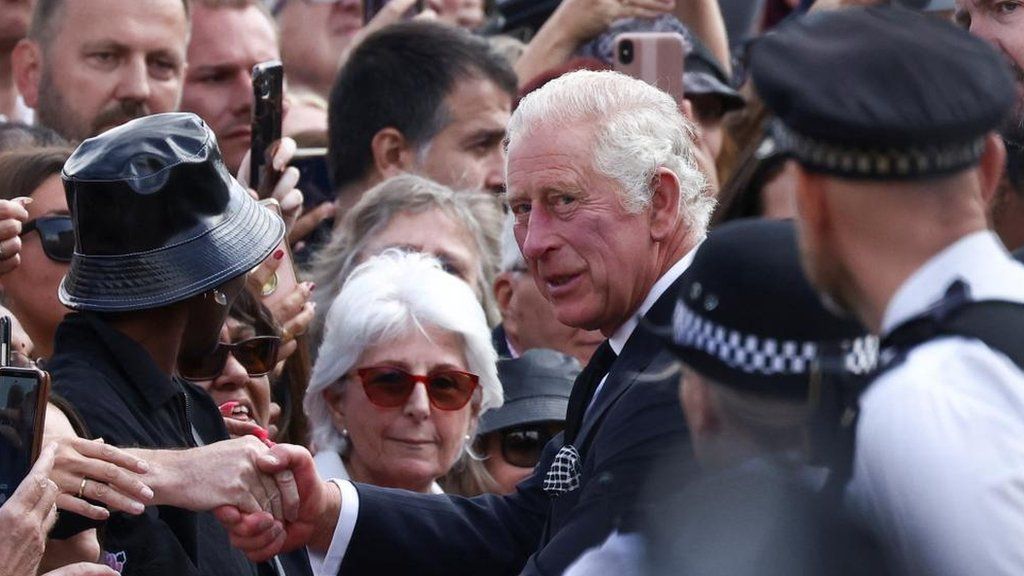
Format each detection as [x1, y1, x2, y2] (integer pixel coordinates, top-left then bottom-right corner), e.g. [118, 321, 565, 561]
[215, 69, 714, 576]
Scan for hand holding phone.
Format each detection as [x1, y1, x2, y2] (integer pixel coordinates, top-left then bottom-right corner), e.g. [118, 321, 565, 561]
[0, 316, 50, 506]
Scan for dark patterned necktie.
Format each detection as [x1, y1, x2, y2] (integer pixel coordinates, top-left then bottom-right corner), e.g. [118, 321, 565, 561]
[544, 341, 617, 498]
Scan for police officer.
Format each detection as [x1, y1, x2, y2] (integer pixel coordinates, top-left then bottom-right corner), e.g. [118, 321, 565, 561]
[751, 7, 1024, 576]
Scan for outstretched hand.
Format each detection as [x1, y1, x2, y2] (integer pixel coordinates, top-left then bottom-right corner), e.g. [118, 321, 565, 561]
[215, 443, 340, 562]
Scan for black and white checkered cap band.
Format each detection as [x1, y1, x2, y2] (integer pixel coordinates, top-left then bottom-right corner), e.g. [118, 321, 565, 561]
[773, 122, 987, 180]
[672, 303, 878, 377]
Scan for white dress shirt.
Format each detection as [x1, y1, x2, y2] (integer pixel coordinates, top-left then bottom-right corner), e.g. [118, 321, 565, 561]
[310, 248, 698, 576]
[847, 231, 1024, 576]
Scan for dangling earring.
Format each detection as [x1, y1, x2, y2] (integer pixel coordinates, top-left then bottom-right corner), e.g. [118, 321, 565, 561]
[464, 434, 486, 461]
[213, 290, 227, 306]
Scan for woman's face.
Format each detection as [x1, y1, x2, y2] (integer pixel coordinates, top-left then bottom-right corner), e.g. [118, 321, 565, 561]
[361, 208, 482, 299]
[481, 421, 563, 495]
[193, 317, 274, 431]
[1, 175, 69, 359]
[325, 326, 479, 492]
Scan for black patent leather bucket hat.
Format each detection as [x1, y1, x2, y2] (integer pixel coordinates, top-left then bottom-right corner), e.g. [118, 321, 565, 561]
[58, 113, 284, 312]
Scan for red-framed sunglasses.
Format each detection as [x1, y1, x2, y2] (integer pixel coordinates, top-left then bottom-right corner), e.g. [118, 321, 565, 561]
[355, 366, 479, 411]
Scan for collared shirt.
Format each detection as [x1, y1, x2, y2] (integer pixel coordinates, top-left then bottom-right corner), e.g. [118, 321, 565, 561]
[49, 313, 259, 576]
[310, 247, 699, 575]
[848, 231, 1024, 576]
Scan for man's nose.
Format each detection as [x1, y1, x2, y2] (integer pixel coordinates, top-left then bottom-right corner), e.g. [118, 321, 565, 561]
[518, 208, 557, 261]
[114, 57, 152, 103]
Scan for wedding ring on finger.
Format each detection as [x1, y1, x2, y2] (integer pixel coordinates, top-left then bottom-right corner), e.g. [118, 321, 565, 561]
[77, 477, 89, 499]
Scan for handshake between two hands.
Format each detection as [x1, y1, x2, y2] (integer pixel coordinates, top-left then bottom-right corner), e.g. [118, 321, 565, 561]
[210, 442, 339, 562]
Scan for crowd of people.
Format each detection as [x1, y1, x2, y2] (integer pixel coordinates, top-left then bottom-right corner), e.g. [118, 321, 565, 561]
[0, 0, 1022, 575]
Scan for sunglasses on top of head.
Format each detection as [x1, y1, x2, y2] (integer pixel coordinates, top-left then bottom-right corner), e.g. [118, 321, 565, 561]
[178, 336, 280, 381]
[354, 366, 479, 411]
[20, 215, 75, 263]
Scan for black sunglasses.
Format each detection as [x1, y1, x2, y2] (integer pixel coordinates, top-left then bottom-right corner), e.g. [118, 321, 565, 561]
[178, 336, 280, 381]
[20, 215, 75, 263]
[498, 423, 563, 469]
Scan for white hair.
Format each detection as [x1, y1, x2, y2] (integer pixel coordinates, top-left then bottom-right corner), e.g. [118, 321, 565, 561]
[506, 69, 714, 236]
[304, 250, 503, 454]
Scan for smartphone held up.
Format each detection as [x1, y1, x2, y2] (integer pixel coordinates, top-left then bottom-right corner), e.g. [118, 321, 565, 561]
[250, 60, 284, 197]
[613, 32, 687, 106]
[0, 316, 50, 506]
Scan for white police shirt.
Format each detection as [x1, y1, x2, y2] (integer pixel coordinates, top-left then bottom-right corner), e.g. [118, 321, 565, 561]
[847, 231, 1024, 576]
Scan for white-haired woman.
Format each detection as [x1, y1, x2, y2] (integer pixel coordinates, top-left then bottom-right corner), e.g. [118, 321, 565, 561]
[304, 250, 503, 493]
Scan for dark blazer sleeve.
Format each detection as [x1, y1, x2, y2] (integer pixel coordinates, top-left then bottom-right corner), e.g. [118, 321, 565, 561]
[338, 440, 557, 575]
[522, 351, 690, 575]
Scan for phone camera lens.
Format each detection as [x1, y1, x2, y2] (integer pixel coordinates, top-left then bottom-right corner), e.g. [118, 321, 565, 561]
[619, 40, 634, 65]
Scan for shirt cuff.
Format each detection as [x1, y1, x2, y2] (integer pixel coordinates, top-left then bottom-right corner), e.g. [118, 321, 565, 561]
[307, 479, 360, 576]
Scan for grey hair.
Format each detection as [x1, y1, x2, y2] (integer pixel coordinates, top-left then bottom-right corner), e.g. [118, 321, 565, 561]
[304, 250, 503, 455]
[306, 174, 503, 347]
[498, 214, 526, 273]
[707, 379, 812, 456]
[506, 70, 714, 236]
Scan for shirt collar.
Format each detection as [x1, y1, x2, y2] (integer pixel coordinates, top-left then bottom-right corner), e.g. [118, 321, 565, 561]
[609, 245, 699, 355]
[881, 230, 1018, 334]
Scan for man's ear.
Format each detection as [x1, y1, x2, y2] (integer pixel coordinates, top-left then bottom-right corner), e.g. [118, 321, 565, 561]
[493, 272, 514, 316]
[323, 387, 348, 433]
[649, 167, 683, 242]
[12, 39, 43, 109]
[978, 133, 1007, 208]
[370, 127, 416, 180]
[794, 162, 831, 246]
[679, 371, 719, 436]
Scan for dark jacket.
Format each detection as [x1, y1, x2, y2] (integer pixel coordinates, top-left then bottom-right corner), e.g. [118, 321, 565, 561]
[49, 312, 258, 576]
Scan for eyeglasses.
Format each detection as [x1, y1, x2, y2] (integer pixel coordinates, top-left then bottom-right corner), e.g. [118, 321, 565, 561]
[178, 336, 280, 381]
[355, 366, 479, 411]
[20, 215, 75, 263]
[498, 424, 561, 469]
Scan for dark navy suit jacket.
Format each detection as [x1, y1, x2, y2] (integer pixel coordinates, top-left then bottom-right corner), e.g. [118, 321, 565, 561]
[338, 276, 691, 575]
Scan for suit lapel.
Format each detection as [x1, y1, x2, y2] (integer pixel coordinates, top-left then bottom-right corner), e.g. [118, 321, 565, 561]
[574, 274, 686, 450]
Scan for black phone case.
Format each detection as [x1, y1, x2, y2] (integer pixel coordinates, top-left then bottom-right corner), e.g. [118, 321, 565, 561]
[250, 60, 284, 195]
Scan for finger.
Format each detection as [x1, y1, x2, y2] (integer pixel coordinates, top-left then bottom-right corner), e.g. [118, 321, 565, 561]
[271, 137, 297, 173]
[237, 150, 253, 188]
[0, 198, 31, 221]
[287, 202, 334, 245]
[43, 561, 120, 576]
[248, 248, 285, 293]
[232, 522, 286, 563]
[625, 0, 673, 11]
[257, 471, 284, 521]
[0, 235, 23, 260]
[0, 217, 23, 242]
[276, 339, 297, 364]
[54, 440, 154, 504]
[223, 417, 265, 439]
[55, 493, 111, 521]
[273, 283, 310, 320]
[213, 504, 242, 526]
[282, 302, 315, 339]
[274, 467, 299, 523]
[73, 437, 152, 476]
[272, 171, 303, 218]
[0, 254, 20, 275]
[20, 443, 59, 516]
